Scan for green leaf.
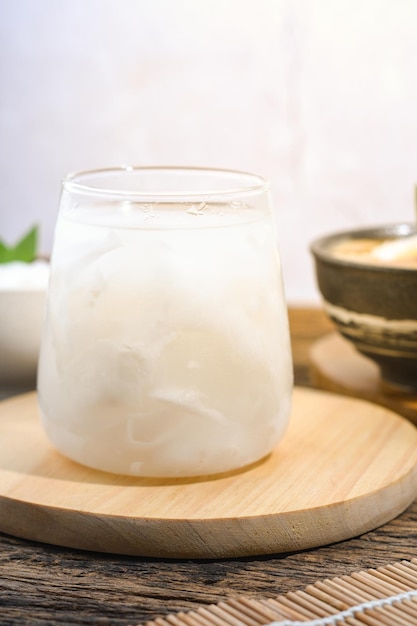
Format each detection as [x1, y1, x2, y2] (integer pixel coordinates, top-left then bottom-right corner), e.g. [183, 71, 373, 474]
[0, 225, 39, 264]
[0, 241, 13, 264]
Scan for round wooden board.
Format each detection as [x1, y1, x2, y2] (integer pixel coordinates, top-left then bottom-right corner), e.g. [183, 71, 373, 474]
[0, 388, 417, 559]
[310, 333, 417, 425]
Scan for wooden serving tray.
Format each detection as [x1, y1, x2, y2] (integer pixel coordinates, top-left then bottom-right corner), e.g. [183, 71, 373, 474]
[0, 387, 417, 559]
[310, 332, 417, 424]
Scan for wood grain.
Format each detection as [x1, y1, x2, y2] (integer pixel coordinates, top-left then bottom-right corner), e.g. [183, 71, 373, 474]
[1, 308, 417, 626]
[1, 388, 417, 559]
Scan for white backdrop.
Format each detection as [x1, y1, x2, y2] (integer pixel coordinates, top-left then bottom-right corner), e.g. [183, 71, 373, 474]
[1, 0, 417, 303]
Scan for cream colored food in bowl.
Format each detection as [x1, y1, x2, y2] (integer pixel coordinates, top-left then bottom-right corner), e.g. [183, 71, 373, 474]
[331, 234, 417, 268]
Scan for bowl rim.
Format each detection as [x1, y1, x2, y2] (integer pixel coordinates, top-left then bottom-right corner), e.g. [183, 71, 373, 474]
[310, 222, 417, 273]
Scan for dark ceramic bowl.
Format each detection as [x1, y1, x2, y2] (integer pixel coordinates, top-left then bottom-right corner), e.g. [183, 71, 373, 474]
[310, 222, 417, 392]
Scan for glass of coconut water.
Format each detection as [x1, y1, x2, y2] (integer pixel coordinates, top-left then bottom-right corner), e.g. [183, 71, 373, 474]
[37, 167, 293, 477]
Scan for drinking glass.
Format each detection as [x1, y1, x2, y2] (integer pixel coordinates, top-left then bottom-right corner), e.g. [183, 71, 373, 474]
[37, 167, 293, 477]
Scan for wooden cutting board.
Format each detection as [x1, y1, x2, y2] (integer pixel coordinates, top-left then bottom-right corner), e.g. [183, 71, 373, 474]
[0, 387, 417, 559]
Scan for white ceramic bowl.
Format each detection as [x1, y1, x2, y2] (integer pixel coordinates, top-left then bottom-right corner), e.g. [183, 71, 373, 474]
[0, 261, 49, 391]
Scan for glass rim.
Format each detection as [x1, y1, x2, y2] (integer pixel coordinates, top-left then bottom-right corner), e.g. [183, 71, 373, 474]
[62, 165, 270, 200]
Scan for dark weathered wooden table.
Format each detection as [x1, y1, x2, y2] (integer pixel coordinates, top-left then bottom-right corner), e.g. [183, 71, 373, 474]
[1, 308, 416, 625]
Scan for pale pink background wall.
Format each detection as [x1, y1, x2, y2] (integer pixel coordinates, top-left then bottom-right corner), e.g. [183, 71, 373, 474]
[1, 0, 417, 302]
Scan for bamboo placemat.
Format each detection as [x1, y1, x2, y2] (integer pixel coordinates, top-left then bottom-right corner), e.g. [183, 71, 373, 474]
[146, 558, 417, 626]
